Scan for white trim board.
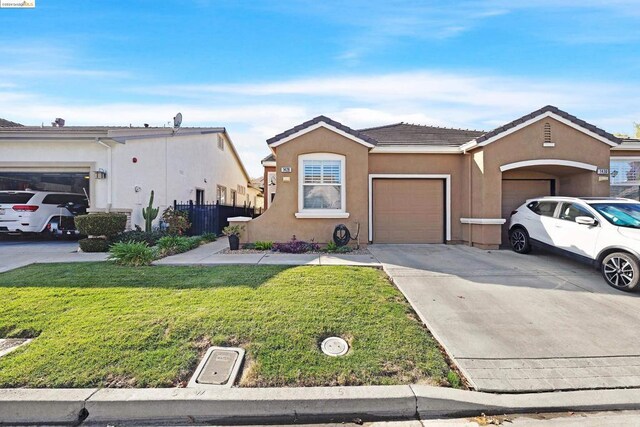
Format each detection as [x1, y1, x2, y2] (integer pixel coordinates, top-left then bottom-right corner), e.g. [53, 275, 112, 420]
[460, 218, 506, 225]
[269, 122, 375, 149]
[460, 111, 619, 152]
[500, 159, 597, 172]
[368, 174, 451, 242]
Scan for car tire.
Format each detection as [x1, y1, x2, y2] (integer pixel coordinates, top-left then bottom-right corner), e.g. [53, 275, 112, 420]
[509, 227, 531, 254]
[601, 252, 640, 292]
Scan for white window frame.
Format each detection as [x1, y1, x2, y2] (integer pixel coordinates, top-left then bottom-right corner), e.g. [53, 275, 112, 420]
[296, 153, 349, 219]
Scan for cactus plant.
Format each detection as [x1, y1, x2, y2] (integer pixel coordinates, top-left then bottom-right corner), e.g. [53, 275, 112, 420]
[142, 190, 159, 232]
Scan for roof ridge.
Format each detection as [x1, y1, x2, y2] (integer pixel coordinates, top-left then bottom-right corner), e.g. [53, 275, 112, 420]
[357, 122, 404, 132]
[360, 122, 485, 133]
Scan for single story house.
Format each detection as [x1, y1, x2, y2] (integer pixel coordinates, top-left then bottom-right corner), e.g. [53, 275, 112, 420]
[0, 123, 253, 229]
[235, 105, 640, 249]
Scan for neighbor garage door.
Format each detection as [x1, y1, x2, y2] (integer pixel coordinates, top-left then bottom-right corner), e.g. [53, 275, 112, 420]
[501, 179, 553, 243]
[372, 178, 444, 243]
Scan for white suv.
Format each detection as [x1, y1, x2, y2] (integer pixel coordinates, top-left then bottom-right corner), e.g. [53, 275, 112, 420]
[0, 191, 88, 236]
[508, 196, 640, 292]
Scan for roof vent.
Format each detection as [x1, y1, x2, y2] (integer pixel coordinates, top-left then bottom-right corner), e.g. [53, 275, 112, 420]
[544, 122, 552, 143]
[51, 118, 65, 127]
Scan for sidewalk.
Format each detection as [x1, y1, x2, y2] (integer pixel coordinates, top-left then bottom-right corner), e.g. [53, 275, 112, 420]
[154, 240, 382, 267]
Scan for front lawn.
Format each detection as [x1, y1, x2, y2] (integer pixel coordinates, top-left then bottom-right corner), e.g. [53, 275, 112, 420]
[0, 263, 451, 388]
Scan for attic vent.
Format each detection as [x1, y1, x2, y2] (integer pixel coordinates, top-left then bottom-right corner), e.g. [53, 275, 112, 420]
[543, 122, 554, 147]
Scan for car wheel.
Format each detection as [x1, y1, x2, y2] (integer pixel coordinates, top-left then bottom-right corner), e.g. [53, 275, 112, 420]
[602, 252, 640, 292]
[509, 227, 531, 254]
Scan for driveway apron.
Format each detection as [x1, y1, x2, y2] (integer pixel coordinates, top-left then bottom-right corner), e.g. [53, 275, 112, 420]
[369, 244, 640, 392]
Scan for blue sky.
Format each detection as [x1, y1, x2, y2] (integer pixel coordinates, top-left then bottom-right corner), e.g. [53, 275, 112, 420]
[1, 0, 639, 175]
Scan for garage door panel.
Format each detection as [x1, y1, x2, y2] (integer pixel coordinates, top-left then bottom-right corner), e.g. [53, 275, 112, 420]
[501, 179, 552, 244]
[373, 179, 444, 244]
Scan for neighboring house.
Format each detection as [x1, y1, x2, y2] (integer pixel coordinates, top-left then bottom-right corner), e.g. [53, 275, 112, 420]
[261, 153, 276, 210]
[235, 105, 636, 249]
[248, 177, 265, 211]
[0, 124, 252, 230]
[0, 118, 23, 127]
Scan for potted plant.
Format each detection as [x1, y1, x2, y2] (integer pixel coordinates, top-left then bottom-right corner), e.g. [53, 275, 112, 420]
[222, 225, 244, 250]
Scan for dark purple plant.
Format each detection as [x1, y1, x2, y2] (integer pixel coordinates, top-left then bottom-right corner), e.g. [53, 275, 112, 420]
[273, 235, 319, 253]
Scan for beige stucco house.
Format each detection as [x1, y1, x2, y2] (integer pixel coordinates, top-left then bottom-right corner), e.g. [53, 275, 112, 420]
[234, 105, 640, 249]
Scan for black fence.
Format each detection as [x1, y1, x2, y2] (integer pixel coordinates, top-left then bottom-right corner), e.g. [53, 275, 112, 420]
[174, 200, 262, 236]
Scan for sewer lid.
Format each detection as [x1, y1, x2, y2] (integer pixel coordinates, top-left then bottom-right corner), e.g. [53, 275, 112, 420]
[196, 349, 240, 385]
[321, 337, 349, 356]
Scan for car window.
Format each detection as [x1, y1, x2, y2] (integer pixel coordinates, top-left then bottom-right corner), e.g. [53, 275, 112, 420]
[559, 203, 594, 222]
[42, 194, 87, 205]
[0, 192, 34, 204]
[528, 201, 558, 217]
[591, 203, 640, 229]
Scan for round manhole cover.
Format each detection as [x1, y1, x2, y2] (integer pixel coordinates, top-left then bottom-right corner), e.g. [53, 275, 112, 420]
[320, 337, 349, 356]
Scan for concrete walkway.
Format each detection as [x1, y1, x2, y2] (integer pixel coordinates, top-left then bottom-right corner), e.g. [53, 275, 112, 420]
[369, 244, 640, 393]
[154, 239, 382, 267]
[0, 239, 108, 273]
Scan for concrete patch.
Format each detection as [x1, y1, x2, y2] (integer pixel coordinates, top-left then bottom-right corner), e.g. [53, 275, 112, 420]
[0, 388, 97, 425]
[0, 338, 32, 357]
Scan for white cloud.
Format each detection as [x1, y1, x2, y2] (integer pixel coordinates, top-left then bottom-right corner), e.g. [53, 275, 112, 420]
[2, 70, 638, 176]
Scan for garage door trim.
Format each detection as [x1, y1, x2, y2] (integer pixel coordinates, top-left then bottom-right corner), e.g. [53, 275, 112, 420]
[368, 174, 451, 242]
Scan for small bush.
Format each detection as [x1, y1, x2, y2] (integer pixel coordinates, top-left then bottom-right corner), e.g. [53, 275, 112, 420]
[78, 238, 110, 253]
[109, 241, 157, 266]
[254, 241, 273, 250]
[242, 243, 256, 249]
[110, 229, 167, 246]
[75, 213, 127, 238]
[222, 225, 244, 236]
[273, 235, 319, 254]
[200, 232, 217, 243]
[325, 241, 338, 252]
[157, 235, 201, 256]
[161, 207, 190, 235]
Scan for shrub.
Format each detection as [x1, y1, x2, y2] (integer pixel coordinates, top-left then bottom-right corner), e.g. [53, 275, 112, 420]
[200, 232, 217, 243]
[161, 207, 190, 235]
[109, 241, 157, 266]
[78, 238, 110, 253]
[110, 229, 167, 246]
[75, 213, 127, 238]
[222, 225, 244, 236]
[325, 241, 338, 252]
[157, 235, 201, 256]
[254, 241, 273, 251]
[273, 235, 319, 254]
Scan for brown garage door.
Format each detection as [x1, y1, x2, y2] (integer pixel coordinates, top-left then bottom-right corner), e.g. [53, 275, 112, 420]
[373, 179, 444, 243]
[501, 179, 553, 243]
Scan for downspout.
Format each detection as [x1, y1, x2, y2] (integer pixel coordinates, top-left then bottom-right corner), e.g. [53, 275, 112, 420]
[95, 138, 112, 212]
[465, 148, 473, 247]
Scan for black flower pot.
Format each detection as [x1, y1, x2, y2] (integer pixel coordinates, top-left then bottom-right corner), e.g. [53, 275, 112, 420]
[228, 234, 240, 251]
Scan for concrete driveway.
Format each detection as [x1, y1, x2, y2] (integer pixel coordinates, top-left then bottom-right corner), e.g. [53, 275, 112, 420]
[369, 244, 640, 393]
[0, 237, 107, 273]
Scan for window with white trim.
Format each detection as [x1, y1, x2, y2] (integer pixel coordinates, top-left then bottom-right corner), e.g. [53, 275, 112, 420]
[298, 153, 345, 213]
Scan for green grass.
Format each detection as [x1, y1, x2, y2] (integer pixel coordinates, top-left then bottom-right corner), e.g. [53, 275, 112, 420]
[0, 263, 451, 388]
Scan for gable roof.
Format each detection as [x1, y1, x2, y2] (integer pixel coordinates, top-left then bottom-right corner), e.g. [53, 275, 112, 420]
[266, 115, 378, 148]
[466, 105, 620, 150]
[0, 118, 23, 127]
[359, 123, 484, 147]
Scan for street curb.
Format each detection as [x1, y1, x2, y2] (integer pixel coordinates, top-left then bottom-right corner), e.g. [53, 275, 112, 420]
[4, 385, 640, 425]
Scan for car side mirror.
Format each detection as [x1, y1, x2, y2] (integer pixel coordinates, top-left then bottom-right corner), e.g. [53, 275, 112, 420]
[575, 216, 597, 226]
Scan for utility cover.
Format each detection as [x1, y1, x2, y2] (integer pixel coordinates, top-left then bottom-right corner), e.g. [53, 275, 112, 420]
[321, 337, 349, 356]
[188, 346, 245, 388]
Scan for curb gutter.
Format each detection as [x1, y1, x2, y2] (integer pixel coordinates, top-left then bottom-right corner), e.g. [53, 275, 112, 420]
[3, 385, 640, 425]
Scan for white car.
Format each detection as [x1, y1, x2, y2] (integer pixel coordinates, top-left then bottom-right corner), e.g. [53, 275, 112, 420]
[508, 196, 640, 292]
[0, 191, 88, 236]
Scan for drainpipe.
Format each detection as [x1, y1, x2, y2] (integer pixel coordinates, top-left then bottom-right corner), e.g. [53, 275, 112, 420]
[95, 138, 112, 212]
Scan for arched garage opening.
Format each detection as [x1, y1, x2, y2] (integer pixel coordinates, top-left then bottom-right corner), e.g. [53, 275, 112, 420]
[499, 159, 602, 244]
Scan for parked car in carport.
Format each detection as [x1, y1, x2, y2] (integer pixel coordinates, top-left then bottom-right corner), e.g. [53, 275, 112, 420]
[0, 191, 88, 237]
[508, 196, 640, 292]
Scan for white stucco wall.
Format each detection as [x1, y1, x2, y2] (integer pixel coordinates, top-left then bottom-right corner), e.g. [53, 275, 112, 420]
[0, 131, 251, 230]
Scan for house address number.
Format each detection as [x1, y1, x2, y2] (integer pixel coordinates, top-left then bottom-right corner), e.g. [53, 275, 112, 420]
[281, 167, 292, 173]
[597, 168, 609, 175]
